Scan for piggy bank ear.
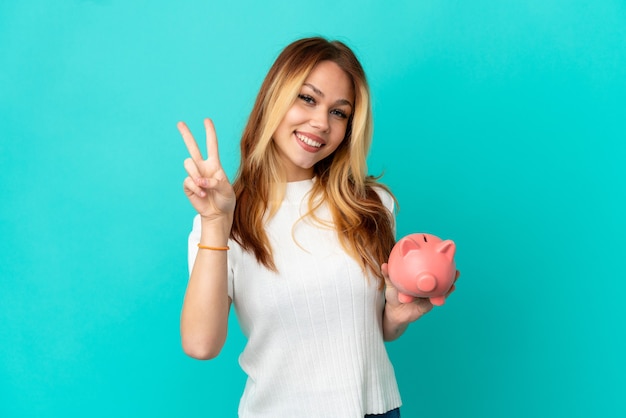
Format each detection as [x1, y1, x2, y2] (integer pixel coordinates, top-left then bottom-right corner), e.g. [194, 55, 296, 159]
[399, 237, 421, 256]
[437, 240, 456, 261]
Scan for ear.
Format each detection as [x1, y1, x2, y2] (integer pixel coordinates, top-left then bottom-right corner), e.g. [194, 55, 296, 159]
[437, 240, 456, 261]
[399, 236, 421, 256]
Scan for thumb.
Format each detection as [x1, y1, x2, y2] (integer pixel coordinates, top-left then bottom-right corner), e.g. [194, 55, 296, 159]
[381, 262, 389, 278]
[381, 263, 394, 290]
[382, 263, 400, 301]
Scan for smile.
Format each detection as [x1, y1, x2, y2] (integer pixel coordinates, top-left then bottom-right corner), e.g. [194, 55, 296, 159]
[295, 132, 323, 148]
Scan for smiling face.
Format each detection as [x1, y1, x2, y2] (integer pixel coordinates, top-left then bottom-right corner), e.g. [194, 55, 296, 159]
[272, 60, 355, 181]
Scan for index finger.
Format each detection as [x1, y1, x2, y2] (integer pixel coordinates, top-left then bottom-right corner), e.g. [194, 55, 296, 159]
[177, 121, 204, 164]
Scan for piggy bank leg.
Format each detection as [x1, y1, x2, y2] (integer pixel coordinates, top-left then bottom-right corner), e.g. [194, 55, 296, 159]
[429, 296, 446, 306]
[397, 293, 415, 304]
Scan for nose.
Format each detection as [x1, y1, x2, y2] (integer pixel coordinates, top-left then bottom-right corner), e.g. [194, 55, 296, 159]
[417, 273, 437, 293]
[309, 108, 329, 132]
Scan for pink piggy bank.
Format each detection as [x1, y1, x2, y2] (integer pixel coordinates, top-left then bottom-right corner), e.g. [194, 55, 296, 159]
[387, 233, 456, 306]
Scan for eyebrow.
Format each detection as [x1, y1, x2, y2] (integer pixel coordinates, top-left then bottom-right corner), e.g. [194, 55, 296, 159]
[303, 83, 353, 108]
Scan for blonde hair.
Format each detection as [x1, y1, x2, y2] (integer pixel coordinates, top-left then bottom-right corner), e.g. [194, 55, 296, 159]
[231, 37, 396, 286]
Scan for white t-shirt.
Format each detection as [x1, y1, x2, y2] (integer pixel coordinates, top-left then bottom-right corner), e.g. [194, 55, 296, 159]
[188, 178, 401, 418]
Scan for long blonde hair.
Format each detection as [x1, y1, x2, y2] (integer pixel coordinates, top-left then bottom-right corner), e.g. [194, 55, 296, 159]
[231, 37, 396, 286]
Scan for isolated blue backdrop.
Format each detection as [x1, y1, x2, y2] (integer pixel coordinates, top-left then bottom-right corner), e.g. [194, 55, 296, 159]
[1, 1, 624, 417]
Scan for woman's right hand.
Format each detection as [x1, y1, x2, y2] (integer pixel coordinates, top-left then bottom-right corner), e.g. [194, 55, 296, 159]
[178, 118, 236, 223]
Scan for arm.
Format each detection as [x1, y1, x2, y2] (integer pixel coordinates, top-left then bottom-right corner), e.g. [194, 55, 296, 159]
[178, 119, 236, 360]
[181, 218, 232, 359]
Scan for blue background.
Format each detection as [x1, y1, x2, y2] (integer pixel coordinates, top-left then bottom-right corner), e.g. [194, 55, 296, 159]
[1, 0, 625, 416]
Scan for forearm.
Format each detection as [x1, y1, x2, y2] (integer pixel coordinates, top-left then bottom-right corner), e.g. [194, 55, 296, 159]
[180, 219, 232, 359]
[382, 298, 431, 341]
[382, 305, 411, 342]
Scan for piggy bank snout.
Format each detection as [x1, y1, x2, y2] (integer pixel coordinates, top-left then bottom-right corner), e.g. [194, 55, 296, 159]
[416, 273, 437, 292]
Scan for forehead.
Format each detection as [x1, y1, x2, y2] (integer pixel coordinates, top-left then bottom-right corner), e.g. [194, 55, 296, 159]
[303, 61, 354, 101]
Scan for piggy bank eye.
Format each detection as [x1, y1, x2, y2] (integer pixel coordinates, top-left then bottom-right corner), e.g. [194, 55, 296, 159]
[423, 235, 428, 243]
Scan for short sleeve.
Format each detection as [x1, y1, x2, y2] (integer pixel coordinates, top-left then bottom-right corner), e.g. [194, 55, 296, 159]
[374, 186, 397, 239]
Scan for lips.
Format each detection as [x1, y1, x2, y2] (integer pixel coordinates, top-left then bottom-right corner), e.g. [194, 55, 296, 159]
[295, 132, 324, 149]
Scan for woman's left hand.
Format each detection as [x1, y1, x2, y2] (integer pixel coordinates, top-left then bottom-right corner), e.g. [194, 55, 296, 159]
[381, 263, 460, 326]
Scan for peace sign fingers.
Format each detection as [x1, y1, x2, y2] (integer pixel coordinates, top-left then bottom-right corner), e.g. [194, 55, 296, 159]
[178, 121, 205, 167]
[177, 118, 235, 220]
[179, 118, 224, 178]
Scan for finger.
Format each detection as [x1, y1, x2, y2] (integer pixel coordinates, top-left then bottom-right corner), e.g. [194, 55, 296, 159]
[381, 264, 394, 288]
[381, 265, 396, 291]
[178, 121, 205, 165]
[380, 262, 389, 277]
[183, 157, 202, 181]
[384, 280, 397, 296]
[204, 118, 222, 166]
[183, 177, 206, 198]
[447, 284, 456, 295]
[416, 298, 434, 314]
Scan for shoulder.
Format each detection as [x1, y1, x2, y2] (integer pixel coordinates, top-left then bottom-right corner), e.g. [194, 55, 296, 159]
[371, 184, 396, 213]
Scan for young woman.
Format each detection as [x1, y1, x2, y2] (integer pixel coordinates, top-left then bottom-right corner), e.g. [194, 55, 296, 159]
[178, 37, 454, 418]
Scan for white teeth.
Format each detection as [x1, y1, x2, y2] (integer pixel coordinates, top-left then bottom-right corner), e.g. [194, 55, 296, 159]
[295, 133, 322, 148]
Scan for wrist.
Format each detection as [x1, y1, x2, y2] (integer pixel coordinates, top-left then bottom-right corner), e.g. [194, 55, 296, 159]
[384, 303, 411, 328]
[384, 300, 425, 330]
[199, 216, 232, 245]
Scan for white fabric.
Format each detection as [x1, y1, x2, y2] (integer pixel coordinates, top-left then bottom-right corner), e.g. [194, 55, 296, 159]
[188, 179, 401, 418]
